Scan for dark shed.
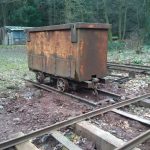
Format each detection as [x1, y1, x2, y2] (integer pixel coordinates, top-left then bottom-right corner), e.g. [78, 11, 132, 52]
[0, 26, 31, 45]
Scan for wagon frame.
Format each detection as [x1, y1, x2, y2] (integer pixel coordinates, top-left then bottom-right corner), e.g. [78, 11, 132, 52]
[26, 23, 111, 91]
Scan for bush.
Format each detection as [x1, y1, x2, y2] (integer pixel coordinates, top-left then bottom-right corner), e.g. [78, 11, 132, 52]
[108, 41, 126, 52]
[132, 58, 142, 64]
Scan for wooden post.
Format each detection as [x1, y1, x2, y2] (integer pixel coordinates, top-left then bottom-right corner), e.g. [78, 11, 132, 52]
[129, 71, 135, 78]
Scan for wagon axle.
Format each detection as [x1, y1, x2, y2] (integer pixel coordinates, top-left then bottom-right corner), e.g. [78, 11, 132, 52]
[57, 78, 69, 92]
[36, 72, 45, 83]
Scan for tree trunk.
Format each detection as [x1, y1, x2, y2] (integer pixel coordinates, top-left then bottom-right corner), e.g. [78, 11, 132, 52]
[53, 0, 55, 24]
[118, 1, 122, 40]
[102, 0, 112, 41]
[64, 0, 71, 23]
[122, 7, 128, 39]
[1, 3, 7, 26]
[136, 7, 140, 31]
[145, 0, 150, 34]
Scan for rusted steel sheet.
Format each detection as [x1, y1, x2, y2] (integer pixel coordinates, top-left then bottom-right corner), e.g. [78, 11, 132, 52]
[78, 29, 108, 81]
[26, 23, 110, 32]
[26, 23, 110, 82]
[76, 23, 111, 29]
[27, 30, 76, 78]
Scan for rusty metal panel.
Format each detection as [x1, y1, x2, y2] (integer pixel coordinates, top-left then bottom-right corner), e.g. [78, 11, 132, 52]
[76, 23, 111, 29]
[28, 53, 33, 69]
[69, 56, 76, 78]
[77, 29, 108, 81]
[26, 24, 72, 32]
[46, 54, 56, 74]
[29, 54, 45, 72]
[26, 23, 111, 32]
[27, 29, 77, 79]
[55, 57, 70, 77]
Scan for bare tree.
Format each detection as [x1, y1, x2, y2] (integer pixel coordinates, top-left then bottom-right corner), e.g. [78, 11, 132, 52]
[102, 0, 112, 41]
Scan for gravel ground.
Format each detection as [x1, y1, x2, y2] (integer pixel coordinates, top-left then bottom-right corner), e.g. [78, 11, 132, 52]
[123, 105, 150, 120]
[106, 72, 150, 120]
[108, 49, 150, 123]
[91, 112, 150, 150]
[119, 74, 150, 121]
[123, 74, 149, 96]
[0, 87, 93, 142]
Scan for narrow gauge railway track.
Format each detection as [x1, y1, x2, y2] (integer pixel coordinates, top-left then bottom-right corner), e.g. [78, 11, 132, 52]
[23, 79, 121, 107]
[0, 93, 150, 150]
[107, 62, 150, 74]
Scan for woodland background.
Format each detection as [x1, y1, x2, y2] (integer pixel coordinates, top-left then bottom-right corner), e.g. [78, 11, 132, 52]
[0, 0, 150, 43]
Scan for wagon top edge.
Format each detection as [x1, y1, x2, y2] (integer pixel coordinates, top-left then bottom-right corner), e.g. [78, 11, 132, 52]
[25, 23, 111, 33]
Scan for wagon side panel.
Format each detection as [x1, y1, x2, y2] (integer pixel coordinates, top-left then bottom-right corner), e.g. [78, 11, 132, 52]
[27, 30, 77, 79]
[78, 29, 108, 81]
[27, 32, 46, 72]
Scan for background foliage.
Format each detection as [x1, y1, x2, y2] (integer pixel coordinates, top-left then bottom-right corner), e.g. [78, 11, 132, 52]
[0, 0, 150, 41]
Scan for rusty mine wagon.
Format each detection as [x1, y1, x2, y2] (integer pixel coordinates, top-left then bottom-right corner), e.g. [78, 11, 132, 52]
[26, 23, 110, 91]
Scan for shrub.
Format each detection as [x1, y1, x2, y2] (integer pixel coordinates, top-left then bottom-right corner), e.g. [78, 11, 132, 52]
[108, 41, 126, 52]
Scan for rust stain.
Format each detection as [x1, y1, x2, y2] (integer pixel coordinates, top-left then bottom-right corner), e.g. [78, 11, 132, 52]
[80, 65, 84, 77]
[79, 39, 84, 57]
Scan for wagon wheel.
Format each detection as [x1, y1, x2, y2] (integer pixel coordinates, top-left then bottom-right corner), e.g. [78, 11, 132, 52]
[36, 72, 45, 83]
[57, 78, 69, 92]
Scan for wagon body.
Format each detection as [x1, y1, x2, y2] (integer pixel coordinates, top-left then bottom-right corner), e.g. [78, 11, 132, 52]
[26, 23, 110, 82]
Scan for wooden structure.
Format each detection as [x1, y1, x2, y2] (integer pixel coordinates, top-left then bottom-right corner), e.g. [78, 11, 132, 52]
[0, 26, 31, 45]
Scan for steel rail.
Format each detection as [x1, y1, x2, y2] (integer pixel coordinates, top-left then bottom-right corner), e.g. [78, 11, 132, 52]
[107, 62, 150, 73]
[107, 63, 150, 70]
[112, 77, 129, 83]
[115, 129, 150, 150]
[112, 109, 150, 126]
[24, 79, 121, 106]
[108, 66, 150, 72]
[0, 93, 149, 150]
[97, 89, 121, 99]
[24, 79, 97, 106]
[108, 74, 125, 77]
[108, 62, 150, 69]
[108, 67, 143, 74]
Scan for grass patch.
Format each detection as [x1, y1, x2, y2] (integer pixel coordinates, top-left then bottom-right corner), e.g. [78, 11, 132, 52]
[108, 45, 150, 65]
[0, 46, 34, 91]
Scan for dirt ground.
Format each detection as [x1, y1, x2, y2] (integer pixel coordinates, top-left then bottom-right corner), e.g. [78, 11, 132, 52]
[0, 87, 93, 142]
[0, 80, 124, 143]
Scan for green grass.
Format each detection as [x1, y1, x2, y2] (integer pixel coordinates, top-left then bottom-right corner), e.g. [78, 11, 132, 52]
[0, 46, 34, 91]
[108, 45, 150, 65]
[0, 45, 26, 49]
